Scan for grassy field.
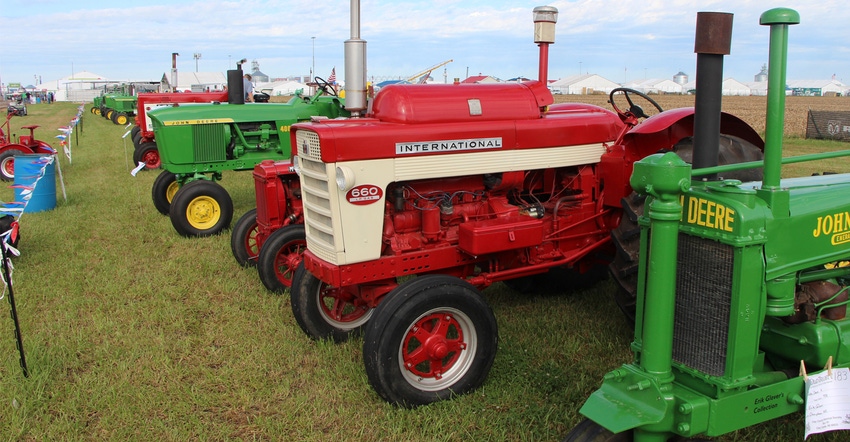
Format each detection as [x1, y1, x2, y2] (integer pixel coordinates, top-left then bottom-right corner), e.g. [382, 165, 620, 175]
[0, 100, 849, 441]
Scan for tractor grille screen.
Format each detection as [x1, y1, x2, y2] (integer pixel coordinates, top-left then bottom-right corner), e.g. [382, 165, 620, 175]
[672, 234, 733, 377]
[193, 124, 226, 162]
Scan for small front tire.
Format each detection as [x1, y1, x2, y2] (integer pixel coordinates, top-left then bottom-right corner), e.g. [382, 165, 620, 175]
[231, 208, 260, 267]
[169, 180, 233, 237]
[151, 171, 178, 215]
[257, 224, 306, 291]
[290, 263, 373, 342]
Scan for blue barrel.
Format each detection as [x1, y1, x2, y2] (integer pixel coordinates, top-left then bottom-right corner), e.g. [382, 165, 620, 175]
[13, 154, 56, 213]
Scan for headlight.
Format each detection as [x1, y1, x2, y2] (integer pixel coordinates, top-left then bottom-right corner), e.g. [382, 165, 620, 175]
[336, 165, 356, 191]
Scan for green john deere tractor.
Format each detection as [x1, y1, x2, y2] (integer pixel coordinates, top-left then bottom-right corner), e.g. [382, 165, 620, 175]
[148, 73, 347, 237]
[567, 8, 850, 442]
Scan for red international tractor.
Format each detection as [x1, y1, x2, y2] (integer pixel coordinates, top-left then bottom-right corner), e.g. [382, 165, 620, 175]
[0, 112, 55, 181]
[254, 3, 767, 407]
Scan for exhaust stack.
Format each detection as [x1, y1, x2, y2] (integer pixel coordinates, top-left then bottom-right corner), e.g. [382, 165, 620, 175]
[692, 12, 733, 180]
[171, 52, 180, 93]
[344, 0, 367, 115]
[533, 6, 558, 86]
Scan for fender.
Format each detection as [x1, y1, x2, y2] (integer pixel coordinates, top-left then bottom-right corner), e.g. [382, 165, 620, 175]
[625, 107, 764, 152]
[599, 107, 764, 208]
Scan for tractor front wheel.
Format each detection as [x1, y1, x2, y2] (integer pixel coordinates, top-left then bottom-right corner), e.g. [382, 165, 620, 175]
[133, 142, 160, 170]
[562, 419, 631, 442]
[151, 170, 178, 215]
[112, 112, 130, 125]
[231, 208, 260, 267]
[363, 275, 498, 407]
[290, 263, 373, 342]
[169, 180, 233, 237]
[257, 224, 306, 291]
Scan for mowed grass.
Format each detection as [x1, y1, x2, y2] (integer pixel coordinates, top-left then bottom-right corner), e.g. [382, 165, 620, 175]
[0, 101, 848, 441]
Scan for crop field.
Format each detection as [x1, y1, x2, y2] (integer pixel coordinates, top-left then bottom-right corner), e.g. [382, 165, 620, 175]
[556, 93, 849, 138]
[0, 100, 848, 441]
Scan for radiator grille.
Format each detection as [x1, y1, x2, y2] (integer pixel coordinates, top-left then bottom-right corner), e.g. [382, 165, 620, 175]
[192, 124, 226, 162]
[298, 155, 337, 264]
[672, 234, 733, 376]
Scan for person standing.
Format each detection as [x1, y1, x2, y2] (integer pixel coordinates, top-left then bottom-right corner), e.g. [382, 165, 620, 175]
[243, 74, 253, 102]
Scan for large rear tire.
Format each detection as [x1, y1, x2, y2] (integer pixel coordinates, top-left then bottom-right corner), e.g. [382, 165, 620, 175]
[363, 275, 498, 407]
[0, 150, 19, 182]
[608, 134, 764, 321]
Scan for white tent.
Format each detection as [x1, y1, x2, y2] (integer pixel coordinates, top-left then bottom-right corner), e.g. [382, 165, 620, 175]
[160, 71, 226, 93]
[786, 79, 848, 96]
[622, 78, 683, 94]
[39, 71, 116, 102]
[549, 74, 619, 95]
[680, 78, 752, 96]
[257, 80, 312, 96]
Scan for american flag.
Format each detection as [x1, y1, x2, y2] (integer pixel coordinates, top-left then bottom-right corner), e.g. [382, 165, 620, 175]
[328, 67, 336, 84]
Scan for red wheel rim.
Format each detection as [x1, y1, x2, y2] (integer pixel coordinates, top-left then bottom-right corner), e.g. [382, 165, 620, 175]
[2, 158, 14, 177]
[316, 285, 370, 326]
[244, 224, 259, 262]
[142, 150, 160, 169]
[273, 237, 307, 288]
[402, 312, 466, 380]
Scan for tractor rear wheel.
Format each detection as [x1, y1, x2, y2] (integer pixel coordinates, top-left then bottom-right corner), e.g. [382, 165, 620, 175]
[290, 262, 374, 342]
[363, 274, 498, 407]
[169, 180, 233, 237]
[257, 224, 306, 292]
[151, 170, 178, 215]
[0, 150, 19, 181]
[133, 142, 160, 170]
[608, 134, 764, 321]
[231, 208, 260, 267]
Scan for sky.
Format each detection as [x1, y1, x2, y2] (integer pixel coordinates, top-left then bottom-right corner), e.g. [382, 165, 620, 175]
[1, 0, 848, 88]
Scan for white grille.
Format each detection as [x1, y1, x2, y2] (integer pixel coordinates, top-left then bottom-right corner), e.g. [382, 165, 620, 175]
[299, 156, 337, 264]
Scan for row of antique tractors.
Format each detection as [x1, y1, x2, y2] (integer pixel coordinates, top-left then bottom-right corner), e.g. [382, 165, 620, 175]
[184, 2, 849, 439]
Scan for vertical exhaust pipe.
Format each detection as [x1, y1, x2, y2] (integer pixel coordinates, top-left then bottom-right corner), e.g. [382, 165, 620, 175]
[171, 52, 180, 93]
[344, 0, 367, 115]
[228, 58, 247, 105]
[533, 6, 558, 86]
[692, 12, 733, 180]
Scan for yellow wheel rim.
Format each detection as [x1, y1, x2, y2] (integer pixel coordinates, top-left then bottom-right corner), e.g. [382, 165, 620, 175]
[166, 181, 179, 204]
[117, 114, 128, 125]
[185, 195, 221, 230]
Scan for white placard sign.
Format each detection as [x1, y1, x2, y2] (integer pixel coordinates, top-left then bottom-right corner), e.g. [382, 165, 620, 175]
[805, 366, 850, 439]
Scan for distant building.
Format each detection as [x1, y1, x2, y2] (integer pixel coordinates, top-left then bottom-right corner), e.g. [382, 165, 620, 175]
[786, 79, 847, 96]
[548, 74, 620, 94]
[160, 71, 226, 92]
[461, 75, 500, 84]
[673, 71, 688, 85]
[681, 78, 751, 96]
[249, 60, 270, 83]
[754, 64, 768, 82]
[623, 78, 683, 94]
